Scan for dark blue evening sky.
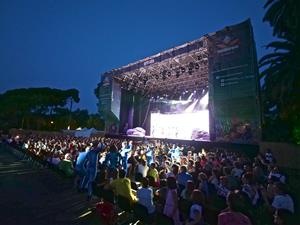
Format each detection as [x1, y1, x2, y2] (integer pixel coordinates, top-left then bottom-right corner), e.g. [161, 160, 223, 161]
[0, 0, 274, 112]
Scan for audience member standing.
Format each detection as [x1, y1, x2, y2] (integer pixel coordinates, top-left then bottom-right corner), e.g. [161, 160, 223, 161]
[75, 146, 89, 189]
[81, 140, 105, 201]
[104, 144, 122, 171]
[163, 177, 182, 225]
[137, 177, 155, 214]
[120, 141, 131, 171]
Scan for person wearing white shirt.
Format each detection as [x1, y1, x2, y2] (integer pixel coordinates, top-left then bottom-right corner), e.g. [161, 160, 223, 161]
[268, 167, 286, 183]
[231, 161, 244, 178]
[271, 182, 294, 213]
[262, 182, 294, 214]
[137, 159, 149, 178]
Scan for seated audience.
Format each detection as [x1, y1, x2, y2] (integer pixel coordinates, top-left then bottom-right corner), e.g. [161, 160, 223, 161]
[58, 153, 74, 177]
[186, 189, 206, 225]
[147, 163, 159, 186]
[262, 182, 294, 213]
[109, 169, 137, 204]
[217, 191, 252, 225]
[181, 180, 195, 201]
[273, 208, 296, 225]
[7, 134, 298, 225]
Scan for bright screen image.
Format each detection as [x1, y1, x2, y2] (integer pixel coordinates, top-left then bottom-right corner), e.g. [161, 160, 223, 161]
[150, 110, 209, 140]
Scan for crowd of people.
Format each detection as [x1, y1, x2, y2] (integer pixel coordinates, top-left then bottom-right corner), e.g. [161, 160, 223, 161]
[3, 134, 297, 225]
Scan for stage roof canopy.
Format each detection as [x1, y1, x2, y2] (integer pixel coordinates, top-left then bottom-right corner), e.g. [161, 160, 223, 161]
[103, 36, 210, 99]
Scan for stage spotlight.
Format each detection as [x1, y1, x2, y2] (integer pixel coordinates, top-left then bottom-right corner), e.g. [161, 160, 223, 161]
[143, 77, 148, 85]
[167, 71, 171, 77]
[162, 70, 167, 80]
[188, 92, 194, 100]
[180, 67, 186, 73]
[189, 62, 194, 69]
[194, 63, 200, 70]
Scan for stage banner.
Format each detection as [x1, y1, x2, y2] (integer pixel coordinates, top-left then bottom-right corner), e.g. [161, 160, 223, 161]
[98, 74, 112, 117]
[208, 19, 261, 143]
[111, 79, 121, 120]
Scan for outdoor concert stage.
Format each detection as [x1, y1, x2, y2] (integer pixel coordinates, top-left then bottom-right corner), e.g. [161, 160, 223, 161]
[96, 19, 261, 145]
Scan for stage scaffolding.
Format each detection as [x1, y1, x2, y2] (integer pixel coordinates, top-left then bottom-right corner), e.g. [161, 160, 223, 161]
[96, 19, 261, 144]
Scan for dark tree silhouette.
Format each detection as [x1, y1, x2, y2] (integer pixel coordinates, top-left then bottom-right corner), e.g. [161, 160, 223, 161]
[259, 0, 300, 143]
[0, 88, 80, 131]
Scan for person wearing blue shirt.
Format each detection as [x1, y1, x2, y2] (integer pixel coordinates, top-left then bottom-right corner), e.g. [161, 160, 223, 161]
[177, 165, 193, 193]
[75, 146, 90, 190]
[104, 144, 122, 170]
[119, 141, 131, 171]
[169, 144, 181, 163]
[81, 140, 105, 200]
[145, 144, 154, 166]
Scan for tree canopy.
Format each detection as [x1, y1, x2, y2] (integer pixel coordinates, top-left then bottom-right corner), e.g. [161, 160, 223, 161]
[0, 88, 104, 131]
[260, 0, 300, 143]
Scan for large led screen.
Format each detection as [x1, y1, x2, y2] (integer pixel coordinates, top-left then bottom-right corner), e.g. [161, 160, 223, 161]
[150, 110, 209, 140]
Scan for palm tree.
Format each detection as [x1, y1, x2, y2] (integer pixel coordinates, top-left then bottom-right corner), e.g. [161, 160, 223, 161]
[259, 0, 300, 142]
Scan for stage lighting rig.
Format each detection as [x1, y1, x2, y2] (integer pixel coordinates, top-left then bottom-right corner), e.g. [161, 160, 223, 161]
[161, 70, 167, 80]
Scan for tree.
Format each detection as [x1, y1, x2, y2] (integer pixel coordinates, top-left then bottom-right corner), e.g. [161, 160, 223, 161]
[259, 0, 300, 143]
[0, 88, 80, 131]
[87, 114, 105, 130]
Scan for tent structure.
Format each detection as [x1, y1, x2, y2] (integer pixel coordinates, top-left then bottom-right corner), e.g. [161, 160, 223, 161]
[74, 128, 98, 137]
